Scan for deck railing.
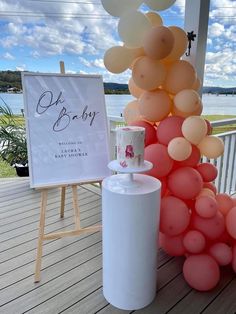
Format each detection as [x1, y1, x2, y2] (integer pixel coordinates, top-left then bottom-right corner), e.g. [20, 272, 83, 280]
[108, 116, 236, 195]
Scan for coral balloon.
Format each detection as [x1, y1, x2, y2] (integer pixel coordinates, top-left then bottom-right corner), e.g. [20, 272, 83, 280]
[143, 26, 174, 60]
[173, 89, 201, 114]
[164, 60, 197, 94]
[160, 177, 167, 197]
[203, 182, 217, 195]
[123, 100, 141, 124]
[145, 0, 176, 11]
[163, 26, 188, 62]
[205, 119, 212, 135]
[101, 0, 143, 17]
[129, 120, 157, 146]
[144, 143, 173, 178]
[132, 56, 166, 90]
[196, 163, 218, 182]
[145, 12, 163, 26]
[198, 136, 224, 159]
[216, 193, 234, 216]
[128, 77, 144, 98]
[118, 10, 151, 48]
[160, 196, 190, 236]
[226, 207, 236, 239]
[156, 116, 184, 145]
[192, 211, 225, 240]
[167, 137, 192, 161]
[139, 90, 171, 122]
[182, 116, 207, 145]
[183, 254, 220, 291]
[159, 232, 185, 256]
[208, 243, 232, 266]
[232, 244, 236, 273]
[232, 196, 236, 206]
[197, 188, 216, 199]
[174, 145, 200, 168]
[192, 77, 202, 91]
[104, 46, 134, 73]
[183, 230, 206, 254]
[195, 196, 218, 218]
[168, 167, 203, 200]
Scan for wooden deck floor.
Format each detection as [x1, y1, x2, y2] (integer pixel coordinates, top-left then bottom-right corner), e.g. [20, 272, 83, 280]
[0, 178, 235, 314]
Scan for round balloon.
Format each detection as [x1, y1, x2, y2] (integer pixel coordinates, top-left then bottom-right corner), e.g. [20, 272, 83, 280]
[118, 10, 151, 48]
[182, 116, 207, 145]
[128, 77, 144, 98]
[208, 242, 232, 266]
[197, 188, 216, 199]
[129, 120, 157, 146]
[203, 182, 217, 195]
[139, 89, 172, 122]
[174, 89, 201, 114]
[195, 196, 218, 218]
[171, 100, 203, 118]
[104, 46, 134, 73]
[156, 116, 184, 145]
[145, 11, 163, 26]
[198, 136, 224, 159]
[123, 100, 142, 124]
[167, 137, 192, 161]
[101, 0, 143, 17]
[159, 232, 186, 256]
[232, 244, 236, 273]
[163, 26, 188, 62]
[174, 145, 200, 168]
[145, 0, 176, 11]
[183, 254, 220, 291]
[192, 77, 202, 91]
[132, 56, 167, 90]
[143, 25, 174, 60]
[164, 60, 197, 94]
[196, 163, 218, 182]
[183, 230, 206, 254]
[226, 207, 236, 239]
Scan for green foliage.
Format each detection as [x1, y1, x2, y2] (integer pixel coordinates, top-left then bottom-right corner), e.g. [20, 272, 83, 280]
[0, 99, 27, 166]
[0, 71, 22, 91]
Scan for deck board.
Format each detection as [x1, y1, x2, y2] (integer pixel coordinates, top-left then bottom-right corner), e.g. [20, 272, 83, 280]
[0, 178, 235, 314]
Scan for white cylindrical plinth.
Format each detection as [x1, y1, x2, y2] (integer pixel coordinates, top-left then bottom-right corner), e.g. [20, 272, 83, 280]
[102, 174, 161, 311]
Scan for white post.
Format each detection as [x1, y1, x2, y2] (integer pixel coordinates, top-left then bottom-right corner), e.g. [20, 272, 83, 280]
[183, 0, 210, 96]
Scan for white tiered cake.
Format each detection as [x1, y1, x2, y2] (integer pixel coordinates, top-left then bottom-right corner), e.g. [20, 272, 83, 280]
[116, 126, 145, 169]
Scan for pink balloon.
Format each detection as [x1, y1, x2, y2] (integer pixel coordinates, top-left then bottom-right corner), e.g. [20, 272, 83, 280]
[174, 145, 200, 168]
[183, 254, 220, 291]
[159, 232, 186, 256]
[160, 196, 191, 236]
[129, 120, 157, 146]
[232, 244, 236, 273]
[203, 182, 217, 195]
[197, 188, 216, 199]
[232, 196, 236, 206]
[183, 230, 206, 254]
[208, 242, 232, 266]
[160, 177, 167, 197]
[226, 207, 236, 239]
[156, 116, 184, 146]
[168, 167, 203, 200]
[205, 119, 213, 135]
[196, 163, 218, 182]
[144, 143, 173, 178]
[216, 193, 234, 216]
[195, 196, 218, 218]
[192, 211, 225, 240]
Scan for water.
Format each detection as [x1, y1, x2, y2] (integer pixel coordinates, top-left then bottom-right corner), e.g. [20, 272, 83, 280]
[0, 92, 235, 117]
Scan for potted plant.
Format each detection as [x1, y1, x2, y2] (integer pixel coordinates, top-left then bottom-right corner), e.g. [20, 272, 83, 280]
[0, 100, 28, 177]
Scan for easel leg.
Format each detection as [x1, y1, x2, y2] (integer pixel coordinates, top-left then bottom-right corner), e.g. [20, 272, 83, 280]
[60, 187, 66, 218]
[35, 189, 48, 283]
[72, 185, 81, 229]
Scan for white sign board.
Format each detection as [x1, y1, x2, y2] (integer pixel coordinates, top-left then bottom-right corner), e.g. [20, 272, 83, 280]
[22, 73, 110, 188]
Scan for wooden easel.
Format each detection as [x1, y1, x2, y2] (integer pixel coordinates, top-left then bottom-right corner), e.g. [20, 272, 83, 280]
[34, 62, 102, 282]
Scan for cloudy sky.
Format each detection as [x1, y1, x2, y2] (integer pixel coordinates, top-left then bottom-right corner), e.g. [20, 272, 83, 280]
[0, 0, 235, 87]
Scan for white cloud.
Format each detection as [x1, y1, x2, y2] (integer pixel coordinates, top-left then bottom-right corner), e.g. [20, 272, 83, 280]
[16, 65, 26, 71]
[2, 52, 14, 60]
[208, 23, 225, 37]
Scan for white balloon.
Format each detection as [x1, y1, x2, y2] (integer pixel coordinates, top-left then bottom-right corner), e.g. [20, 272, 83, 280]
[144, 0, 176, 11]
[101, 0, 143, 17]
[118, 10, 152, 48]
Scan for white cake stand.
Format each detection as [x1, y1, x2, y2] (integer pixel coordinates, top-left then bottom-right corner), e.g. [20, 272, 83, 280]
[108, 160, 153, 187]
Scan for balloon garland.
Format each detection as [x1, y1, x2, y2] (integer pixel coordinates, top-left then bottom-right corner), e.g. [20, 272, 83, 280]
[102, 0, 236, 291]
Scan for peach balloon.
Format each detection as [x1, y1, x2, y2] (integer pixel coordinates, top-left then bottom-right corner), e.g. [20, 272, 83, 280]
[139, 89, 172, 122]
[192, 77, 202, 91]
[159, 232, 186, 256]
[129, 120, 157, 146]
[167, 137, 192, 161]
[128, 77, 144, 98]
[226, 207, 236, 239]
[182, 116, 207, 145]
[203, 182, 217, 195]
[196, 163, 218, 182]
[174, 145, 200, 168]
[197, 188, 216, 199]
[174, 89, 201, 114]
[198, 136, 224, 159]
[209, 243, 232, 266]
[101, 0, 143, 17]
[216, 193, 234, 216]
[145, 12, 163, 26]
[192, 211, 225, 240]
[195, 196, 218, 218]
[171, 100, 203, 118]
[164, 60, 197, 94]
[156, 116, 184, 145]
[104, 46, 134, 73]
[143, 25, 174, 60]
[123, 100, 142, 124]
[132, 56, 166, 90]
[168, 167, 203, 200]
[163, 26, 188, 62]
[118, 10, 151, 48]
[183, 254, 220, 291]
[144, 143, 173, 178]
[160, 196, 190, 236]
[183, 230, 206, 254]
